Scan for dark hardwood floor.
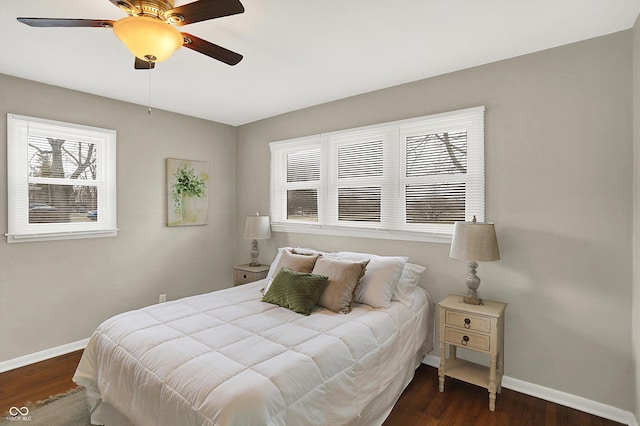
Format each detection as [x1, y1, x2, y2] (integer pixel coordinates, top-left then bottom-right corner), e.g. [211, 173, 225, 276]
[0, 350, 624, 425]
[0, 350, 83, 414]
[384, 364, 623, 426]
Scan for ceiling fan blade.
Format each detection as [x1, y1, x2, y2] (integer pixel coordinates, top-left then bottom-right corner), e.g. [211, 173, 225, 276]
[167, 0, 244, 26]
[134, 57, 156, 70]
[17, 18, 114, 28]
[107, 0, 139, 15]
[181, 33, 242, 65]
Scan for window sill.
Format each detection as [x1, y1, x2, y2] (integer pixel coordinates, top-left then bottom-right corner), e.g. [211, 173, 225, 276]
[270, 222, 452, 244]
[6, 229, 118, 244]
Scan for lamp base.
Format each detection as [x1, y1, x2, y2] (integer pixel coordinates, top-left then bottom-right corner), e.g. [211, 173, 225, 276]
[463, 295, 483, 305]
[463, 261, 483, 305]
[249, 239, 260, 267]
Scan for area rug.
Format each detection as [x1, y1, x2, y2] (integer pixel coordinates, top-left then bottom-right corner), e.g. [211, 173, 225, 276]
[0, 387, 91, 426]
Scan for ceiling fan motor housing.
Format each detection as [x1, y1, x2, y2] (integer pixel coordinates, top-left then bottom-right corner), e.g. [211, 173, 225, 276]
[125, 0, 182, 22]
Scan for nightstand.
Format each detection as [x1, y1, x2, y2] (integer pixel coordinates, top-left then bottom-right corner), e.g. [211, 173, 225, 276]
[438, 294, 507, 411]
[233, 264, 270, 286]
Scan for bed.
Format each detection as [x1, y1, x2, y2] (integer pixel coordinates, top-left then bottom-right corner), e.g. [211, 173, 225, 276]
[73, 250, 434, 426]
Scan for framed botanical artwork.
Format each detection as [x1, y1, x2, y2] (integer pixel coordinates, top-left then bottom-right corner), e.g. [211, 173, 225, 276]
[166, 159, 209, 226]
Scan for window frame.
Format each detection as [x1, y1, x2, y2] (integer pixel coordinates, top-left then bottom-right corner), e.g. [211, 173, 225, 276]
[270, 136, 322, 225]
[269, 106, 485, 243]
[7, 114, 117, 243]
[326, 128, 393, 229]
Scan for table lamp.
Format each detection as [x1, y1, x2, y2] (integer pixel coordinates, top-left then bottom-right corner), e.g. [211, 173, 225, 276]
[449, 215, 500, 305]
[243, 213, 272, 266]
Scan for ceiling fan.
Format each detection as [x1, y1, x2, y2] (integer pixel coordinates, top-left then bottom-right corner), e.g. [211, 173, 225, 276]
[17, 0, 244, 69]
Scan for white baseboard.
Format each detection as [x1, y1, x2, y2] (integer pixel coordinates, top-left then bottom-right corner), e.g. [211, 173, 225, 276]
[0, 338, 89, 373]
[422, 355, 638, 426]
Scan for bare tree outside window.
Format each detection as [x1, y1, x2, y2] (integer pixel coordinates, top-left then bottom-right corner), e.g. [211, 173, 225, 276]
[405, 131, 467, 224]
[28, 136, 97, 223]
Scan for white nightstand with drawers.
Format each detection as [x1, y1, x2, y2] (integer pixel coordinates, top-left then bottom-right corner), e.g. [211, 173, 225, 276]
[438, 294, 507, 411]
[233, 264, 270, 286]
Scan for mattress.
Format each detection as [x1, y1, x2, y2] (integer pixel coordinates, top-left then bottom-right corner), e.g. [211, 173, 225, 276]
[73, 279, 433, 425]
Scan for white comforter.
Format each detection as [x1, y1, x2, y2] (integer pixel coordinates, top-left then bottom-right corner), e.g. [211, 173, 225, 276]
[74, 280, 431, 426]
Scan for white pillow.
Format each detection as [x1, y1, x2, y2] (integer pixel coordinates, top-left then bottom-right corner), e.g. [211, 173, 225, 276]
[327, 251, 408, 308]
[392, 263, 426, 306]
[266, 247, 287, 281]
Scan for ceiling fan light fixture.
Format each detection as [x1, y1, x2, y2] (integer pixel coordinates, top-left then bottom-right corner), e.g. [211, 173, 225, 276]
[113, 16, 183, 62]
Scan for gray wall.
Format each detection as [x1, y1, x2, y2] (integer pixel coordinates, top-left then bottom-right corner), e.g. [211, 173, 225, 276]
[0, 74, 237, 361]
[633, 14, 640, 421]
[236, 31, 634, 410]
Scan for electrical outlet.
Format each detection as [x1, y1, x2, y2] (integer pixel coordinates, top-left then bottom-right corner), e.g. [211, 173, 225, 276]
[159, 294, 167, 303]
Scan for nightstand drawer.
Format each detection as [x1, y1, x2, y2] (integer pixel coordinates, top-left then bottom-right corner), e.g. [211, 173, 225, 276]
[233, 264, 270, 286]
[443, 327, 490, 352]
[445, 310, 491, 333]
[234, 270, 254, 285]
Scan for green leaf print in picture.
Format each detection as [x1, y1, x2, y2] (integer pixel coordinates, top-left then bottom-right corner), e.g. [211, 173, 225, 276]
[167, 158, 209, 226]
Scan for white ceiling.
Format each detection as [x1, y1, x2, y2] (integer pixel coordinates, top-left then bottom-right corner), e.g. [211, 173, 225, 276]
[1, 1, 639, 126]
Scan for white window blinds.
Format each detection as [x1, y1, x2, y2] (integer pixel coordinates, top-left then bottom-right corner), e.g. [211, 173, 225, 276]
[270, 106, 485, 242]
[287, 149, 320, 182]
[270, 137, 321, 224]
[330, 136, 385, 225]
[7, 114, 117, 243]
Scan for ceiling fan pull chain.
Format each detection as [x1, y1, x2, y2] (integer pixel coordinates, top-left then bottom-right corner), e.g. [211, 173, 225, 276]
[147, 61, 153, 115]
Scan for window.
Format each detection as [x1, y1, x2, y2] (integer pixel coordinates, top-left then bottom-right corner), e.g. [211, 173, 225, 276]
[286, 146, 320, 221]
[270, 107, 485, 242]
[7, 114, 117, 243]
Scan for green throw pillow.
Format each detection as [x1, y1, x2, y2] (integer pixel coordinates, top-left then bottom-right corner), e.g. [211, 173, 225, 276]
[262, 267, 329, 316]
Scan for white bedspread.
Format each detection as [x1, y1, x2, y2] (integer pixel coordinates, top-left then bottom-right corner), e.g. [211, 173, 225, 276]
[74, 280, 432, 426]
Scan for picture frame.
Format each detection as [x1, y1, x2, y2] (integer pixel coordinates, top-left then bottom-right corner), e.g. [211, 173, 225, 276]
[166, 158, 209, 226]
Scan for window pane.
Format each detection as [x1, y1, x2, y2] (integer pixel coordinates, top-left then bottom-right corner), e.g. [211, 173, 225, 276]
[29, 184, 98, 223]
[338, 141, 383, 179]
[338, 187, 381, 222]
[28, 136, 97, 180]
[406, 131, 467, 177]
[406, 183, 465, 224]
[287, 149, 320, 182]
[287, 189, 318, 221]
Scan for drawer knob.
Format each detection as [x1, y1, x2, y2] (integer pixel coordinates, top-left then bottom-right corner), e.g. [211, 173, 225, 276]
[464, 318, 471, 329]
[462, 335, 469, 345]
[243, 274, 247, 279]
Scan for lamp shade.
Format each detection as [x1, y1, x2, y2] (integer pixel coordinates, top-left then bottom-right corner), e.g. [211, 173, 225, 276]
[449, 220, 500, 262]
[113, 16, 183, 62]
[243, 215, 272, 240]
